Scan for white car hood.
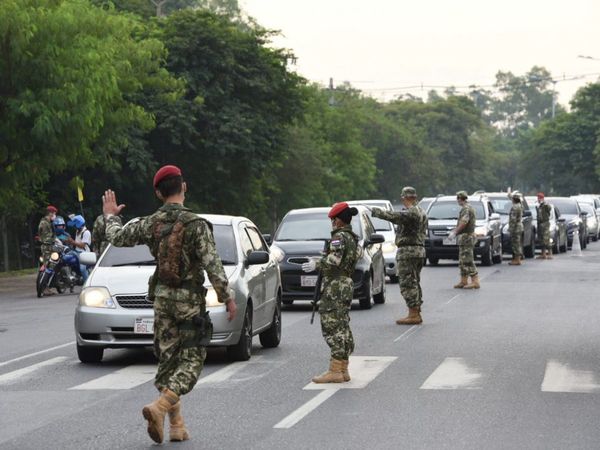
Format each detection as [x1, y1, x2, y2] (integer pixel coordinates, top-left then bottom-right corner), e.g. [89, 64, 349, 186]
[87, 265, 238, 296]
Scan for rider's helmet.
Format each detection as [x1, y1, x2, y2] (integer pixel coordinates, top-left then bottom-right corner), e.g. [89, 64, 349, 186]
[68, 215, 86, 230]
[53, 216, 66, 231]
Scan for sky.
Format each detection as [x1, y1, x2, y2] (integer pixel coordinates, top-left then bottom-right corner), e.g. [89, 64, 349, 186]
[241, 0, 600, 105]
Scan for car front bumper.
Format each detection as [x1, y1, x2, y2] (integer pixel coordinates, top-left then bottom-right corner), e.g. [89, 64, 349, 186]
[280, 268, 367, 302]
[425, 236, 491, 260]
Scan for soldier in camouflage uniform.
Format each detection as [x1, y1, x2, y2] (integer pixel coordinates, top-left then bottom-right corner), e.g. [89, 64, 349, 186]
[102, 165, 237, 444]
[37, 205, 58, 296]
[91, 214, 109, 257]
[536, 192, 553, 260]
[371, 186, 428, 325]
[508, 192, 524, 265]
[302, 202, 360, 383]
[450, 191, 480, 289]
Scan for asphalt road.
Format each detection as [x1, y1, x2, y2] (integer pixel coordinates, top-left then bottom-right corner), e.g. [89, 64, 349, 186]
[1, 245, 600, 450]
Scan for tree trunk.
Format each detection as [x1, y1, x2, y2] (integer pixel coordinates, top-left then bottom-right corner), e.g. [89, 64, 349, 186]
[1, 215, 8, 272]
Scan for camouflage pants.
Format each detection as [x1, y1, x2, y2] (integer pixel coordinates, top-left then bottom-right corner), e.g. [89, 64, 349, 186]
[319, 277, 354, 360]
[458, 234, 478, 277]
[397, 256, 424, 308]
[153, 296, 207, 396]
[539, 223, 551, 249]
[40, 244, 54, 264]
[510, 229, 523, 258]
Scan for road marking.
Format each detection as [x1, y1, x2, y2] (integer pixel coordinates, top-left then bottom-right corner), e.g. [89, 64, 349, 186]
[69, 365, 156, 390]
[541, 360, 600, 393]
[444, 294, 461, 305]
[196, 356, 263, 386]
[0, 356, 69, 384]
[420, 357, 483, 390]
[0, 341, 75, 368]
[393, 325, 420, 342]
[275, 356, 397, 429]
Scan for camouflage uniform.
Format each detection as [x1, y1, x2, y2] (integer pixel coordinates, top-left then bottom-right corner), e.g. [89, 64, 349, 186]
[457, 203, 478, 277]
[91, 214, 109, 256]
[537, 202, 552, 250]
[509, 202, 524, 258]
[38, 217, 56, 263]
[105, 203, 229, 395]
[372, 205, 427, 308]
[317, 225, 360, 361]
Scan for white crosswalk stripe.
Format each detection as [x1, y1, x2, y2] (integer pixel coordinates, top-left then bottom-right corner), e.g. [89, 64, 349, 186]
[541, 359, 600, 393]
[69, 365, 156, 390]
[0, 357, 70, 385]
[420, 357, 483, 390]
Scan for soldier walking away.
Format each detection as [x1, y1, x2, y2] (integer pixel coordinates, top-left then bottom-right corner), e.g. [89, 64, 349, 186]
[91, 214, 109, 257]
[536, 192, 553, 260]
[508, 191, 524, 266]
[102, 165, 237, 444]
[302, 202, 360, 384]
[370, 187, 427, 325]
[38, 205, 58, 296]
[449, 191, 480, 289]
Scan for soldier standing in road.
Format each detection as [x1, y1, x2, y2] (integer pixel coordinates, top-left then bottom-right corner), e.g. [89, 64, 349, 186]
[508, 192, 524, 266]
[370, 187, 428, 325]
[102, 165, 237, 444]
[302, 202, 360, 383]
[449, 191, 480, 289]
[91, 214, 109, 257]
[38, 205, 58, 296]
[536, 192, 553, 260]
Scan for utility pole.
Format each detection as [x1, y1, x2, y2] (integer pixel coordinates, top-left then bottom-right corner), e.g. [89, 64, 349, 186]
[328, 77, 335, 106]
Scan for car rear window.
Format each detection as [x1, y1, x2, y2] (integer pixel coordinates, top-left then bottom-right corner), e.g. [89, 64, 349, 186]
[548, 199, 578, 215]
[488, 197, 513, 215]
[99, 224, 237, 267]
[427, 201, 486, 220]
[275, 213, 363, 241]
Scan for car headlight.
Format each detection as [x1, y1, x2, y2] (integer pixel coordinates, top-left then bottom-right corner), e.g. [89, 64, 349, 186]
[382, 242, 396, 254]
[79, 287, 115, 308]
[474, 226, 488, 237]
[269, 245, 285, 263]
[205, 287, 236, 308]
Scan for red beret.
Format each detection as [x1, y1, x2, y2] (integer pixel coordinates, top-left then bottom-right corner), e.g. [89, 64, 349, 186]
[328, 202, 350, 219]
[47, 205, 58, 213]
[153, 165, 182, 187]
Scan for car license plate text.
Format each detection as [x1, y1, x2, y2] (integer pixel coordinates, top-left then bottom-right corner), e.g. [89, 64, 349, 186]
[301, 275, 318, 287]
[134, 318, 154, 334]
[443, 236, 457, 246]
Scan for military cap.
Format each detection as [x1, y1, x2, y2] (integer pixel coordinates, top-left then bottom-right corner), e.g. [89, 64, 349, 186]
[153, 165, 182, 187]
[328, 202, 350, 219]
[400, 186, 417, 198]
[456, 190, 469, 200]
[46, 205, 58, 213]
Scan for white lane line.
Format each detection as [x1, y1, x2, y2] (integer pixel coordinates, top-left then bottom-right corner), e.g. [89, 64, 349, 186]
[541, 360, 600, 393]
[70, 364, 156, 390]
[0, 356, 69, 384]
[196, 356, 263, 386]
[274, 390, 338, 429]
[0, 341, 75, 368]
[393, 325, 419, 342]
[444, 294, 461, 305]
[304, 356, 397, 390]
[420, 357, 483, 390]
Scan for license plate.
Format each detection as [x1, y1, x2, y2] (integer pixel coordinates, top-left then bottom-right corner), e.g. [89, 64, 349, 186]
[443, 236, 457, 246]
[301, 275, 318, 287]
[134, 318, 154, 334]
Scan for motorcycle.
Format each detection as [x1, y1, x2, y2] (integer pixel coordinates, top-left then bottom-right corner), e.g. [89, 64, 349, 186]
[36, 244, 84, 297]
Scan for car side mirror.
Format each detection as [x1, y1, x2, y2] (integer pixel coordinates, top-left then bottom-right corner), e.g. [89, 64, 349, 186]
[368, 233, 385, 245]
[581, 212, 588, 217]
[262, 234, 272, 245]
[246, 250, 269, 267]
[558, 217, 566, 223]
[523, 210, 532, 217]
[490, 213, 500, 220]
[79, 251, 97, 266]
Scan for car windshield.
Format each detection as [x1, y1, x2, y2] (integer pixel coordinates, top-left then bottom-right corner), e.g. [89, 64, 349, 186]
[488, 197, 513, 215]
[368, 214, 393, 232]
[419, 199, 433, 212]
[427, 201, 486, 220]
[99, 224, 238, 267]
[548, 199, 578, 215]
[275, 212, 363, 241]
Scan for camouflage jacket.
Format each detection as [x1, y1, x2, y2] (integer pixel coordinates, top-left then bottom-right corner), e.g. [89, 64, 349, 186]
[509, 203, 524, 233]
[105, 203, 229, 304]
[457, 203, 476, 235]
[372, 205, 427, 258]
[537, 202, 552, 225]
[318, 225, 360, 279]
[38, 217, 55, 246]
[92, 214, 109, 256]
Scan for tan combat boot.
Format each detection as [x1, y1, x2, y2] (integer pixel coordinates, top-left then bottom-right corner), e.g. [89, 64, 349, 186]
[508, 257, 521, 265]
[312, 359, 345, 383]
[546, 249, 553, 260]
[453, 276, 468, 289]
[341, 359, 351, 382]
[536, 250, 546, 260]
[396, 307, 423, 325]
[142, 388, 179, 443]
[168, 401, 190, 442]
[464, 275, 480, 289]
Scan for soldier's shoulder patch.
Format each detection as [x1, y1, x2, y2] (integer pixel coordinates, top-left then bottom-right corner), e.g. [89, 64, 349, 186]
[330, 239, 343, 248]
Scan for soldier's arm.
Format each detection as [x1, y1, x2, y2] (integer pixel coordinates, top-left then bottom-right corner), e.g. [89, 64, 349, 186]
[318, 234, 346, 270]
[105, 216, 149, 248]
[195, 221, 230, 304]
[454, 209, 469, 234]
[39, 221, 54, 245]
[371, 207, 407, 225]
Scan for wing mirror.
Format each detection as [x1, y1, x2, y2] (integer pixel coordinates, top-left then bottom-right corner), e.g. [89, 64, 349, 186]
[367, 233, 385, 245]
[79, 251, 97, 266]
[523, 210, 532, 217]
[490, 213, 500, 220]
[558, 217, 566, 223]
[262, 234, 272, 245]
[246, 250, 269, 267]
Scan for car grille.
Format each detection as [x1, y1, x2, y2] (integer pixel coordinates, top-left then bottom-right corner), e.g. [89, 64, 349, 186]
[432, 229, 450, 236]
[115, 295, 153, 309]
[287, 257, 309, 265]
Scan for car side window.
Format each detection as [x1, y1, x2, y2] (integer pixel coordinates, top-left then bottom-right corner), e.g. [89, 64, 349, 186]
[238, 225, 254, 257]
[362, 213, 375, 237]
[246, 227, 267, 252]
[488, 202, 494, 216]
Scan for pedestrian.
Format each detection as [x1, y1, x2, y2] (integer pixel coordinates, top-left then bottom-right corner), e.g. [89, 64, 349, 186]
[508, 191, 524, 265]
[91, 214, 108, 257]
[302, 202, 360, 383]
[68, 215, 92, 282]
[101, 165, 237, 444]
[38, 205, 58, 296]
[370, 187, 427, 325]
[449, 191, 480, 289]
[536, 192, 553, 260]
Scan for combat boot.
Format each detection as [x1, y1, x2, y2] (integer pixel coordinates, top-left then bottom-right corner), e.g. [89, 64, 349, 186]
[396, 307, 422, 325]
[312, 359, 344, 383]
[453, 276, 468, 289]
[508, 257, 521, 265]
[546, 249, 553, 260]
[536, 250, 546, 260]
[464, 275, 480, 289]
[168, 401, 190, 442]
[142, 388, 179, 443]
[341, 359, 351, 382]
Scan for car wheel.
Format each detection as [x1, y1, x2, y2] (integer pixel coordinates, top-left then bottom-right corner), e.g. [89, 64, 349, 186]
[560, 238, 567, 253]
[428, 257, 439, 266]
[359, 274, 373, 310]
[259, 296, 282, 348]
[282, 299, 293, 306]
[373, 273, 386, 304]
[227, 305, 252, 361]
[524, 234, 535, 258]
[389, 274, 399, 283]
[552, 233, 559, 254]
[77, 344, 103, 363]
[492, 252, 502, 264]
[481, 243, 493, 266]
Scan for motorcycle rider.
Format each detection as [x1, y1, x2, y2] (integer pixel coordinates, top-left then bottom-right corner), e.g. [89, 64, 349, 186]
[68, 215, 92, 282]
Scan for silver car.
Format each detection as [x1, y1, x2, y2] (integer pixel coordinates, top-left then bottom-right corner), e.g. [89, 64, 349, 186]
[75, 214, 282, 363]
